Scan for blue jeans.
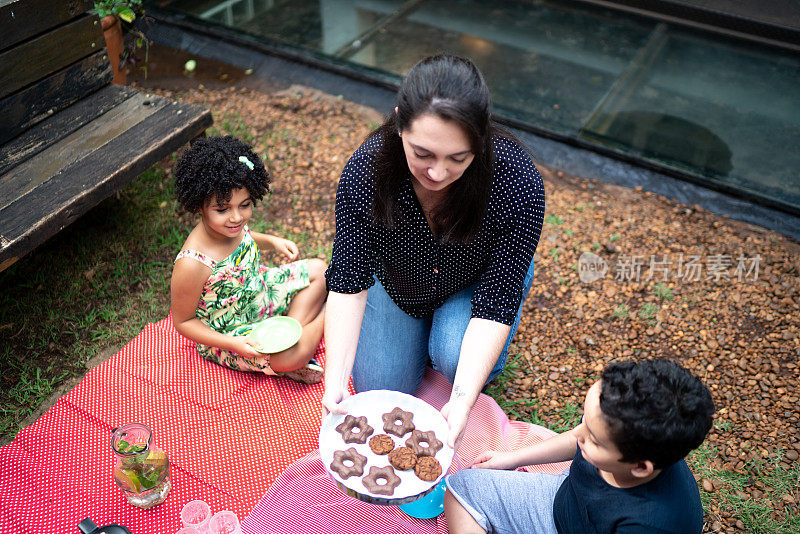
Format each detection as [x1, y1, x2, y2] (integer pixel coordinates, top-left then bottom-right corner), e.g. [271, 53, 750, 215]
[352, 260, 536, 394]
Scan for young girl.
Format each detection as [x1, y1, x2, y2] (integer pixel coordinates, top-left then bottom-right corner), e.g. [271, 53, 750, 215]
[170, 135, 327, 384]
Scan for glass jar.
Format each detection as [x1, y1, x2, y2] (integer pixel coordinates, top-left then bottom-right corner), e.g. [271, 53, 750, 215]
[110, 423, 171, 509]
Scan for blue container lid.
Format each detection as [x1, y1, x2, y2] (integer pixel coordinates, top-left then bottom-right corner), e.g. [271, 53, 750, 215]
[398, 477, 447, 519]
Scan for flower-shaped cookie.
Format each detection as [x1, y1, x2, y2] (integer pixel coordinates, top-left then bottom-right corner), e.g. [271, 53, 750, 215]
[330, 448, 368, 479]
[382, 407, 415, 437]
[362, 465, 401, 496]
[405, 429, 443, 457]
[335, 414, 374, 444]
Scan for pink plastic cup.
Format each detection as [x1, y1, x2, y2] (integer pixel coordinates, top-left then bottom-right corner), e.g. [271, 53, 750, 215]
[180, 500, 212, 532]
[208, 510, 241, 534]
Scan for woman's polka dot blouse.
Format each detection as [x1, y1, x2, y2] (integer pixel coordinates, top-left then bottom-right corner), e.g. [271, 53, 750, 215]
[325, 133, 546, 326]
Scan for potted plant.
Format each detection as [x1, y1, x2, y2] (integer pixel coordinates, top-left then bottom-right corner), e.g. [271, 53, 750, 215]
[92, 1, 146, 85]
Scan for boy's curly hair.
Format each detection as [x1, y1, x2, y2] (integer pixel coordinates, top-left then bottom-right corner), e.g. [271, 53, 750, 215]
[174, 136, 269, 213]
[600, 358, 715, 469]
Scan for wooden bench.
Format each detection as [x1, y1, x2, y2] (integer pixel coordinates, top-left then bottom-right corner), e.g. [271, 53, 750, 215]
[0, 0, 213, 272]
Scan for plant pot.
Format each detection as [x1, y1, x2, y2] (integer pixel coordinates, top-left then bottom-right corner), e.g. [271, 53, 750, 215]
[101, 15, 126, 85]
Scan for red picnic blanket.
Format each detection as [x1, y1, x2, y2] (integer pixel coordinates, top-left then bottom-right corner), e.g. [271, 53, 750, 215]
[0, 316, 569, 534]
[0, 316, 328, 534]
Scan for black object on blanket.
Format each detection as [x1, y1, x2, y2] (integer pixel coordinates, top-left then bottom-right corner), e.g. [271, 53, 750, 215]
[77, 517, 133, 534]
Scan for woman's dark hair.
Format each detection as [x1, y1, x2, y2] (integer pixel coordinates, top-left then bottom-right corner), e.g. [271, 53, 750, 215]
[599, 359, 715, 469]
[174, 135, 269, 213]
[372, 54, 504, 243]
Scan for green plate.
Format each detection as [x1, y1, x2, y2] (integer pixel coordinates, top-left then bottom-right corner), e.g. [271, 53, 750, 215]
[251, 316, 302, 353]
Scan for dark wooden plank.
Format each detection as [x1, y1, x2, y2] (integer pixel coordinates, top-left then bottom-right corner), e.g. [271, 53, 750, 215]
[0, 49, 112, 146]
[0, 0, 91, 51]
[0, 98, 212, 271]
[0, 13, 104, 99]
[0, 84, 131, 176]
[0, 91, 170, 211]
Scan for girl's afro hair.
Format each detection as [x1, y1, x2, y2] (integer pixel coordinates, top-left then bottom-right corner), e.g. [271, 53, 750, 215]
[174, 135, 270, 213]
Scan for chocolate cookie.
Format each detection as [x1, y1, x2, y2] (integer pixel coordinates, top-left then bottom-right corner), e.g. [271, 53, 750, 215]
[362, 465, 401, 496]
[405, 429, 443, 457]
[335, 414, 374, 444]
[382, 407, 415, 437]
[387, 446, 417, 471]
[330, 448, 367, 479]
[414, 455, 442, 482]
[368, 434, 395, 455]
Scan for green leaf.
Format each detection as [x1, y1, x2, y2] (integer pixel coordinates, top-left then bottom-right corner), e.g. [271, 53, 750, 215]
[118, 7, 136, 23]
[140, 468, 164, 489]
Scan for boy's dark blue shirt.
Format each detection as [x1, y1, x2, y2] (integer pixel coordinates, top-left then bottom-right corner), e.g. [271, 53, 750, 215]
[553, 448, 703, 534]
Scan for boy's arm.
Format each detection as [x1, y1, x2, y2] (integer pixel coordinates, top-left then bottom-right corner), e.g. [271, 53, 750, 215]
[473, 427, 580, 470]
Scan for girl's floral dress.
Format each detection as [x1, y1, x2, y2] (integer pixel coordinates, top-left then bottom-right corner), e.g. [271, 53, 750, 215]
[175, 227, 309, 372]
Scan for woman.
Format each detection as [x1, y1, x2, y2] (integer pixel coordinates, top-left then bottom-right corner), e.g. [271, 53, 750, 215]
[322, 54, 545, 449]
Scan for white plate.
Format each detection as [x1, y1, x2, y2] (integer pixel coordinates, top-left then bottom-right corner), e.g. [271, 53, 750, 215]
[319, 390, 454, 505]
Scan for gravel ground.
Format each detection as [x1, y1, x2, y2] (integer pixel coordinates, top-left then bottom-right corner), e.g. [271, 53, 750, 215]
[134, 71, 799, 532]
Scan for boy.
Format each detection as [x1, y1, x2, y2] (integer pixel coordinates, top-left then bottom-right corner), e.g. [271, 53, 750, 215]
[444, 358, 715, 533]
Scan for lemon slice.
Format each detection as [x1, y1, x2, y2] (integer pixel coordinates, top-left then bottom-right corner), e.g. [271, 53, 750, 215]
[114, 466, 142, 493]
[146, 450, 167, 463]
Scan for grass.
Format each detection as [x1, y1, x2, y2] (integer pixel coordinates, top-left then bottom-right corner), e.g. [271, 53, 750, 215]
[485, 354, 584, 434]
[0, 167, 182, 440]
[613, 303, 630, 320]
[484, 353, 553, 425]
[0, 366, 66, 437]
[714, 419, 734, 432]
[213, 112, 257, 144]
[545, 214, 565, 226]
[652, 282, 675, 301]
[549, 402, 582, 433]
[638, 302, 659, 323]
[689, 444, 800, 533]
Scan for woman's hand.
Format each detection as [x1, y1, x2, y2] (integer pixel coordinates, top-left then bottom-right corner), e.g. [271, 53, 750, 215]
[444, 318, 510, 451]
[321, 387, 350, 419]
[272, 237, 299, 261]
[470, 450, 517, 470]
[440, 398, 471, 452]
